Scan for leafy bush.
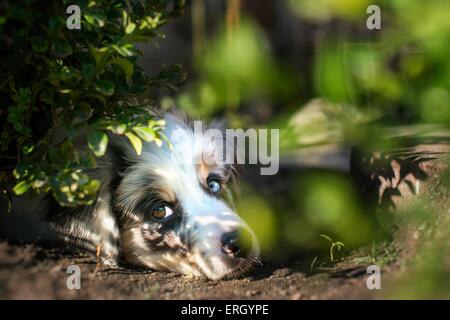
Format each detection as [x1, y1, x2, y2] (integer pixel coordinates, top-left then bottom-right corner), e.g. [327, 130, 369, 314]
[0, 0, 185, 206]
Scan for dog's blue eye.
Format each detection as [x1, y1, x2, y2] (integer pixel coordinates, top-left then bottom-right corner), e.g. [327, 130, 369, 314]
[151, 205, 174, 219]
[208, 180, 221, 193]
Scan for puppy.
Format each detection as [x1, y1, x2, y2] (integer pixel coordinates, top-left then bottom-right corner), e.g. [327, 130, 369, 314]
[0, 112, 260, 280]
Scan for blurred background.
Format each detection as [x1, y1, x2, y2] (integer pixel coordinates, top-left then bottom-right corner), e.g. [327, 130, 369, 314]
[135, 0, 450, 298]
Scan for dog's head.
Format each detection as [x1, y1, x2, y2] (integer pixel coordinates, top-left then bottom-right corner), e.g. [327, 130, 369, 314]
[114, 114, 260, 280]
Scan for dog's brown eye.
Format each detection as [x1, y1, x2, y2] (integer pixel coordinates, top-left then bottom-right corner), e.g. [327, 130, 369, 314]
[151, 205, 174, 219]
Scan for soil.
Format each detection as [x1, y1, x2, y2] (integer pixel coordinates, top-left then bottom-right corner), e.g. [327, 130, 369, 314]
[0, 240, 393, 300]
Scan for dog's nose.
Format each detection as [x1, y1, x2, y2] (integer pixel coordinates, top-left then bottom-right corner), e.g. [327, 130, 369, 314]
[221, 229, 252, 258]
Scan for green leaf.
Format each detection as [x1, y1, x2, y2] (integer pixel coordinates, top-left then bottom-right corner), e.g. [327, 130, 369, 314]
[60, 140, 75, 159]
[13, 180, 30, 195]
[107, 121, 127, 135]
[83, 178, 100, 195]
[51, 40, 73, 57]
[60, 66, 79, 82]
[121, 10, 128, 28]
[84, 14, 95, 25]
[132, 126, 156, 142]
[72, 102, 93, 124]
[335, 241, 345, 248]
[110, 58, 134, 80]
[125, 132, 142, 156]
[111, 44, 135, 57]
[87, 130, 109, 157]
[83, 92, 107, 106]
[153, 137, 163, 147]
[90, 46, 109, 67]
[82, 64, 96, 82]
[320, 234, 333, 243]
[84, 13, 106, 28]
[31, 37, 49, 53]
[125, 22, 136, 34]
[94, 80, 115, 96]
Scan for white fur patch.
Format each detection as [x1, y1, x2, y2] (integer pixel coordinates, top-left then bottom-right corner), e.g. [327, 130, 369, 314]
[118, 115, 259, 279]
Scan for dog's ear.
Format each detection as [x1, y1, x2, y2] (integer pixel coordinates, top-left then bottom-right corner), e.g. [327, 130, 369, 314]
[162, 107, 194, 130]
[206, 118, 227, 133]
[106, 134, 138, 173]
[208, 119, 243, 187]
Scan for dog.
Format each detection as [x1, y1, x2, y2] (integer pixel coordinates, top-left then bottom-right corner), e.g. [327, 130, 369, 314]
[0, 112, 260, 280]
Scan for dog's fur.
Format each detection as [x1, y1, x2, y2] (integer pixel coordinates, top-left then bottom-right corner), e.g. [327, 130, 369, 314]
[0, 112, 260, 280]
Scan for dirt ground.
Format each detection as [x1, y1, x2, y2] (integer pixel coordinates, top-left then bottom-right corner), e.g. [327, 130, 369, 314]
[0, 239, 397, 300]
